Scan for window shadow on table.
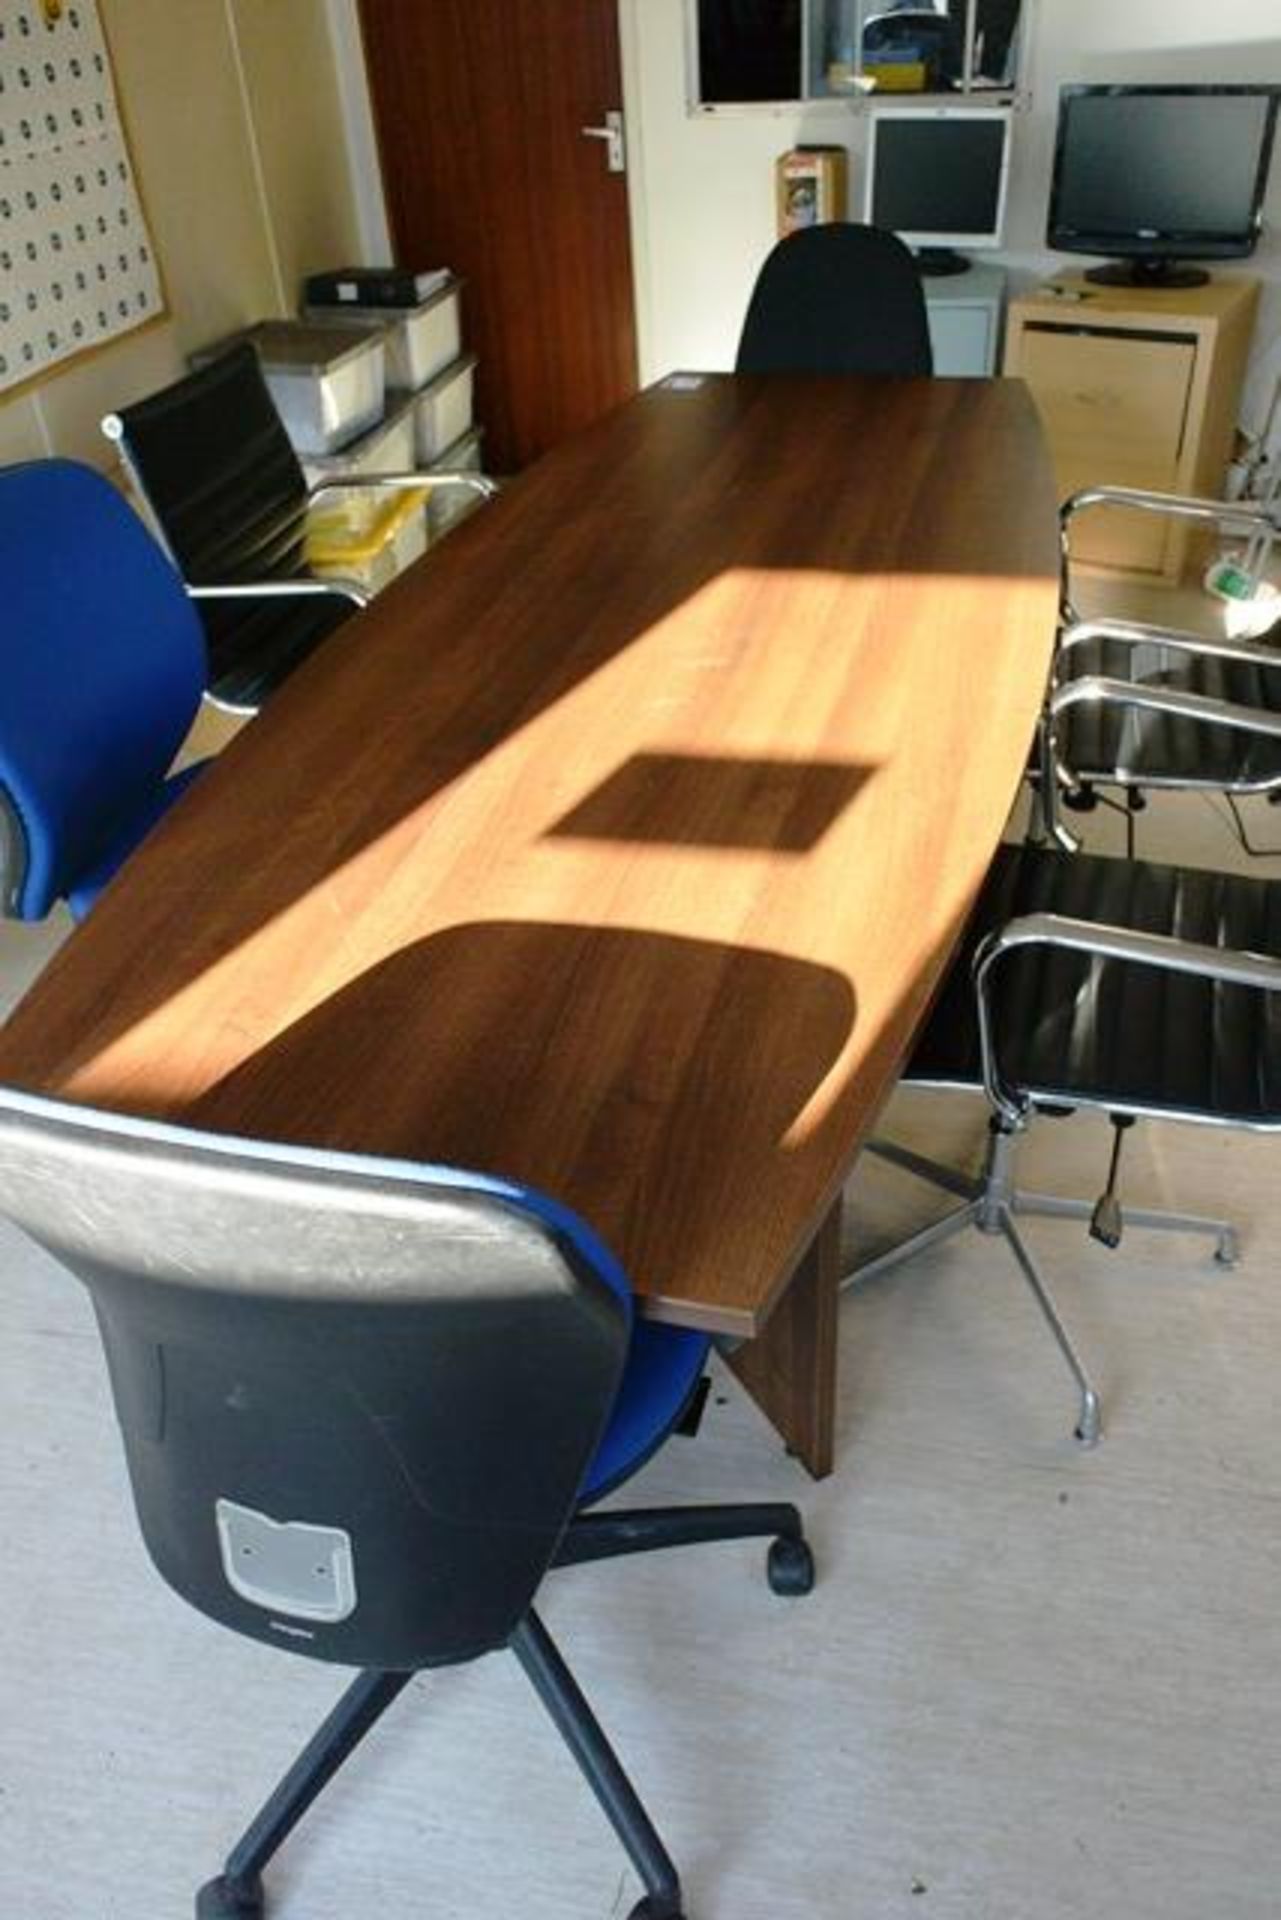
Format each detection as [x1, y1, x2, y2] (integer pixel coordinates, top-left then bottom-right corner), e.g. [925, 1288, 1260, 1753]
[178, 921, 857, 1302]
[544, 752, 876, 854]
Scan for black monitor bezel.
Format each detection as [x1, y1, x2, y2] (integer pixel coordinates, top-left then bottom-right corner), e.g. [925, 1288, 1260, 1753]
[1046, 83, 1281, 264]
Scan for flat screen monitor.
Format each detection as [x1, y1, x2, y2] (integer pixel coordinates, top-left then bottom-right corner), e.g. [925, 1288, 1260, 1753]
[864, 107, 1012, 277]
[1047, 84, 1281, 288]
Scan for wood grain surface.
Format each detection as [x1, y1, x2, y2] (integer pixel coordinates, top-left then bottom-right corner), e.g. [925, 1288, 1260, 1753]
[0, 374, 1058, 1342]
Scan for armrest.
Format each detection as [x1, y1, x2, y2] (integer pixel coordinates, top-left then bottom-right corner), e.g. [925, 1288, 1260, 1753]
[1061, 486, 1276, 537]
[973, 910, 1281, 1125]
[186, 577, 370, 611]
[1049, 674, 1281, 744]
[307, 471, 498, 506]
[1058, 487, 1277, 624]
[1057, 617, 1281, 671]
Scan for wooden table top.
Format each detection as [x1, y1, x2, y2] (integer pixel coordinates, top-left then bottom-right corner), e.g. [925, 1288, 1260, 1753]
[0, 374, 1059, 1336]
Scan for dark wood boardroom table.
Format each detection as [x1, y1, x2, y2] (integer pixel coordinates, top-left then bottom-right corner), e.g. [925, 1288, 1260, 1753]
[0, 373, 1059, 1478]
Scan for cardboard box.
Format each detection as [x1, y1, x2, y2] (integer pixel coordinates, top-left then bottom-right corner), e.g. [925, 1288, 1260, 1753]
[776, 147, 848, 238]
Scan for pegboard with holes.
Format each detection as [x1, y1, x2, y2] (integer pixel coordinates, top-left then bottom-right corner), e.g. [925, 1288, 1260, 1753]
[0, 0, 163, 394]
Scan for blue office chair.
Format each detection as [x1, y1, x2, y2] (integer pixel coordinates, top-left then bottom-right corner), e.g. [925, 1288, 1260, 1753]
[736, 223, 934, 378]
[0, 1088, 813, 1920]
[0, 460, 209, 924]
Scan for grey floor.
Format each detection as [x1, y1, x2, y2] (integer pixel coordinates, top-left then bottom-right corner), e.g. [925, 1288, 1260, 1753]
[3, 765, 1281, 1916]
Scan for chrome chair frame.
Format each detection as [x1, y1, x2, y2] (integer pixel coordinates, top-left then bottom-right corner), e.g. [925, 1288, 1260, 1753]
[106, 401, 498, 714]
[845, 909, 1276, 1446]
[1038, 485, 1281, 850]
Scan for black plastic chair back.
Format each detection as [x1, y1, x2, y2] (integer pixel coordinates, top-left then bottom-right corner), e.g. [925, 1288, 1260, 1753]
[736, 223, 934, 378]
[0, 1090, 630, 1670]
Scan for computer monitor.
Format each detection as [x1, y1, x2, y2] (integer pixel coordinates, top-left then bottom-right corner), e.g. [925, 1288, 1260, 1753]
[864, 107, 1012, 277]
[1047, 85, 1281, 289]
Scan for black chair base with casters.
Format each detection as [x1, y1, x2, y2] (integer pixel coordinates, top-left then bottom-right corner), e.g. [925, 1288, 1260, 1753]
[843, 839, 1268, 1445]
[197, 1509, 812, 1920]
[0, 1091, 813, 1920]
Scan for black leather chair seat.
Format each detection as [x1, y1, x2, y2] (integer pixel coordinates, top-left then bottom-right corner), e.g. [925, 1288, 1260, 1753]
[912, 841, 1281, 1125]
[201, 589, 351, 709]
[1059, 629, 1281, 789]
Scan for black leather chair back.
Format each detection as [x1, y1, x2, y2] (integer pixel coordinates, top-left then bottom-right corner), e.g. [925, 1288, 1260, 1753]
[109, 345, 309, 584]
[736, 223, 934, 378]
[0, 1090, 630, 1670]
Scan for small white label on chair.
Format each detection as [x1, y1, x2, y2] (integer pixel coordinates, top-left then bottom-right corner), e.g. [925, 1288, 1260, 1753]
[216, 1499, 357, 1623]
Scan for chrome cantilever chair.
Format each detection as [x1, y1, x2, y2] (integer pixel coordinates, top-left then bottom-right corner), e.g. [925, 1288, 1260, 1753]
[103, 343, 496, 712]
[845, 838, 1279, 1446]
[736, 223, 934, 378]
[0, 1089, 813, 1920]
[1041, 485, 1281, 852]
[0, 459, 209, 924]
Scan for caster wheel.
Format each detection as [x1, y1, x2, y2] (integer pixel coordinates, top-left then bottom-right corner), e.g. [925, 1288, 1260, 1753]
[196, 1874, 264, 1920]
[767, 1534, 815, 1597]
[1214, 1233, 1240, 1269]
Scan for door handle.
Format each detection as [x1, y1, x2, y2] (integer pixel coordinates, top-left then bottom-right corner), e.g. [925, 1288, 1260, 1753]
[580, 109, 625, 174]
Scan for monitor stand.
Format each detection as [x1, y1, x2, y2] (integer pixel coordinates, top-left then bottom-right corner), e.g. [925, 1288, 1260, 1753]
[914, 248, 971, 278]
[1084, 259, 1210, 290]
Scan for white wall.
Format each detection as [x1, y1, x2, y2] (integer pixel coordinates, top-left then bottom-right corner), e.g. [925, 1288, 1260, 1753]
[622, 0, 1281, 438]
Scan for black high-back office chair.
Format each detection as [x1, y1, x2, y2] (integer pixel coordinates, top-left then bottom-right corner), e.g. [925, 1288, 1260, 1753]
[1042, 485, 1281, 851]
[0, 1089, 812, 1920]
[845, 839, 1279, 1446]
[735, 223, 934, 378]
[102, 345, 495, 713]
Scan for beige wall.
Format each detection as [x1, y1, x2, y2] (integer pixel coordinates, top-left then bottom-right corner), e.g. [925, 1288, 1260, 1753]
[0, 0, 362, 470]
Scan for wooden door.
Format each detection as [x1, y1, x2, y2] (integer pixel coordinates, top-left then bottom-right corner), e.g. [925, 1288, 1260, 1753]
[358, 0, 639, 472]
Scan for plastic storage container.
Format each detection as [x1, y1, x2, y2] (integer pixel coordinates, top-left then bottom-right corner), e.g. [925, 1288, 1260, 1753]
[411, 354, 477, 462]
[303, 279, 463, 393]
[305, 485, 430, 595]
[194, 321, 386, 454]
[427, 427, 487, 538]
[300, 393, 418, 489]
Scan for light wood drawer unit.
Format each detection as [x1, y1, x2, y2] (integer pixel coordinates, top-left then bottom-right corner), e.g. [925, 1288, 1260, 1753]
[1003, 275, 1259, 580]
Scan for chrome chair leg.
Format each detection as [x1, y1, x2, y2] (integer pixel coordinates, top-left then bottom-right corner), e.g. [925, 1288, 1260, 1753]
[1013, 1190, 1239, 1266]
[843, 1198, 983, 1289]
[997, 1205, 1102, 1447]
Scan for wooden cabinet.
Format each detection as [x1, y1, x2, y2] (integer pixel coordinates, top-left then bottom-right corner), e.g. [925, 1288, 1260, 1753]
[1003, 274, 1259, 579]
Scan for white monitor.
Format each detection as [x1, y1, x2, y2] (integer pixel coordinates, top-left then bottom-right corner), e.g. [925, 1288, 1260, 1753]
[864, 105, 1012, 276]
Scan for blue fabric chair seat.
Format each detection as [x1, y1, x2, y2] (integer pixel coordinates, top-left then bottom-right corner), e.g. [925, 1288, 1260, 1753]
[66, 759, 210, 922]
[579, 1319, 711, 1505]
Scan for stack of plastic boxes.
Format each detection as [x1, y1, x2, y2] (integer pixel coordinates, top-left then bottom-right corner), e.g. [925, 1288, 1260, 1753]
[301, 275, 484, 557]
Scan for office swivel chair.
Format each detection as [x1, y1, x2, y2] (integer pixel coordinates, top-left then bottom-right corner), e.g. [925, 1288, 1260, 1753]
[845, 837, 1279, 1446]
[103, 344, 495, 712]
[735, 223, 934, 379]
[0, 1089, 813, 1920]
[1041, 485, 1281, 852]
[0, 459, 209, 924]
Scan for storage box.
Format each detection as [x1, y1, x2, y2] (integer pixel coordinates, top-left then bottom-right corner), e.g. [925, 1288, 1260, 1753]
[305, 485, 430, 594]
[426, 427, 487, 538]
[776, 147, 848, 238]
[303, 279, 463, 393]
[193, 320, 386, 454]
[299, 393, 418, 490]
[410, 354, 477, 462]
